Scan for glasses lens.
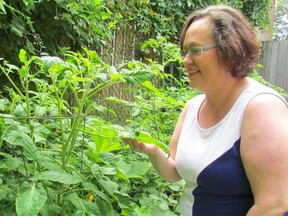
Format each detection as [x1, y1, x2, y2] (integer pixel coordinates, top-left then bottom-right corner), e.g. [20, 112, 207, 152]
[190, 47, 201, 56]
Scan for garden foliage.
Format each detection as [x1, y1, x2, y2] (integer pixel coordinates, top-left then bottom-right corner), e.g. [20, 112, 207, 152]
[0, 0, 271, 65]
[0, 43, 194, 215]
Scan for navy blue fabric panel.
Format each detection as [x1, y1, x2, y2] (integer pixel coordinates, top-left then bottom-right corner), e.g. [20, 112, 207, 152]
[284, 212, 288, 216]
[192, 138, 254, 215]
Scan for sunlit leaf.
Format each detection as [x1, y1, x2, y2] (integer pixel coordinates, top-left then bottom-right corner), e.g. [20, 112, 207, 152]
[31, 170, 82, 184]
[73, 76, 92, 82]
[2, 124, 33, 147]
[19, 49, 27, 64]
[121, 69, 154, 84]
[41, 56, 67, 73]
[142, 80, 161, 94]
[118, 161, 151, 179]
[0, 0, 6, 14]
[135, 131, 169, 152]
[16, 182, 47, 216]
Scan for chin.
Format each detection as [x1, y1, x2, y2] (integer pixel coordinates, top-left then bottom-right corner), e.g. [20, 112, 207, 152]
[188, 82, 204, 92]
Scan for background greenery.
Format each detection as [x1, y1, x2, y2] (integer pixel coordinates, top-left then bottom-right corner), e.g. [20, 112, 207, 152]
[0, 0, 286, 215]
[0, 0, 272, 64]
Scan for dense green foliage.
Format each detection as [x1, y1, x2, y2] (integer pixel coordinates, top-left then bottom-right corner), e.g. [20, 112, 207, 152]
[0, 44, 194, 215]
[0, 0, 116, 63]
[273, 0, 288, 40]
[0, 0, 272, 64]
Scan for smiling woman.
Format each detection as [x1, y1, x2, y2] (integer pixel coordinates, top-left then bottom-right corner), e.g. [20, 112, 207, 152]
[123, 4, 288, 216]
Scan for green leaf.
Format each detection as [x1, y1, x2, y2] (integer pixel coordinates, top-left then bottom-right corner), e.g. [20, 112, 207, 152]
[0, 99, 9, 112]
[0, 189, 7, 202]
[31, 121, 50, 144]
[11, 25, 24, 37]
[23, 0, 35, 11]
[82, 182, 112, 204]
[19, 49, 27, 64]
[142, 80, 161, 95]
[16, 182, 47, 216]
[4, 157, 23, 171]
[121, 69, 154, 84]
[0, 0, 6, 14]
[13, 104, 27, 117]
[2, 124, 33, 147]
[1, 122, 43, 161]
[135, 131, 169, 152]
[98, 176, 118, 195]
[30, 170, 82, 184]
[119, 161, 151, 179]
[73, 76, 92, 82]
[41, 56, 66, 73]
[92, 135, 121, 153]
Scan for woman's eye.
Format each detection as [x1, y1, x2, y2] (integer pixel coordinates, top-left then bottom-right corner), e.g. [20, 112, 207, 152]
[191, 48, 198, 54]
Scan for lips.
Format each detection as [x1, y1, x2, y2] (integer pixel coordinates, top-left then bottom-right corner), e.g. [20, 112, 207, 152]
[188, 70, 201, 76]
[190, 70, 200, 73]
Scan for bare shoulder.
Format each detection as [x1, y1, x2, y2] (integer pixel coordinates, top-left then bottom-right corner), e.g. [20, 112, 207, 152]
[241, 92, 288, 154]
[241, 93, 288, 211]
[245, 93, 287, 114]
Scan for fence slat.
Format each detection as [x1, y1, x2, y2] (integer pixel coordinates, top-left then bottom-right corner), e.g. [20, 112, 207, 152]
[259, 40, 288, 92]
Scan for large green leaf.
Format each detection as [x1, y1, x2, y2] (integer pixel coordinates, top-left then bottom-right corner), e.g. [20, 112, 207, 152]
[2, 123, 32, 147]
[92, 136, 121, 153]
[141, 80, 161, 95]
[97, 176, 118, 195]
[82, 182, 110, 202]
[0, 0, 6, 14]
[89, 124, 121, 153]
[16, 182, 47, 216]
[121, 69, 155, 85]
[118, 161, 151, 179]
[66, 192, 101, 215]
[2, 122, 43, 161]
[135, 131, 169, 153]
[30, 170, 82, 185]
[41, 56, 66, 72]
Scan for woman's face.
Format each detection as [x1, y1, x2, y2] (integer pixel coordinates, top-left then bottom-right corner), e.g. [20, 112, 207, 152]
[182, 17, 225, 92]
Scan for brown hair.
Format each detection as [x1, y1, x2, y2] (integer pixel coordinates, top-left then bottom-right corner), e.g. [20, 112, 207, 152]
[180, 5, 260, 78]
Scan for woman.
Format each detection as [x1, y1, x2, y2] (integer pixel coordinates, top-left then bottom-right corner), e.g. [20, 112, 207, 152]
[124, 5, 288, 216]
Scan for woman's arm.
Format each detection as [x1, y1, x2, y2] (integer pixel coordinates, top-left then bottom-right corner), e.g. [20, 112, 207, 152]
[241, 94, 288, 215]
[124, 102, 190, 183]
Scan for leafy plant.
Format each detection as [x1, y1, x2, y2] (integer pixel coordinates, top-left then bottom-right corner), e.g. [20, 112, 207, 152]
[0, 45, 191, 215]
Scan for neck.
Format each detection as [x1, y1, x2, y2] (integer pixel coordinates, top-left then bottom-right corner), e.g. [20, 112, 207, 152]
[198, 77, 252, 128]
[205, 77, 251, 108]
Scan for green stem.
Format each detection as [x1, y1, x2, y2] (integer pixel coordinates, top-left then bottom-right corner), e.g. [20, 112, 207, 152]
[0, 65, 25, 98]
[87, 80, 123, 99]
[65, 91, 88, 159]
[51, 76, 66, 168]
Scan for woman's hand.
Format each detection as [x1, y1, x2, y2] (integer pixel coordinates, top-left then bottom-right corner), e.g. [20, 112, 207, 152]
[122, 138, 158, 155]
[122, 137, 181, 182]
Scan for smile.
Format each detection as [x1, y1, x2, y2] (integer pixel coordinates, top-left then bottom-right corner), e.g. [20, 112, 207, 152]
[188, 70, 201, 76]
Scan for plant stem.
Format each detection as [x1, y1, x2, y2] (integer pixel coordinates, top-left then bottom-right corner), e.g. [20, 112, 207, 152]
[0, 65, 25, 98]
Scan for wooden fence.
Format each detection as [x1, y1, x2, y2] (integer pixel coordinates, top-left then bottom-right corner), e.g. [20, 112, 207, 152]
[98, 24, 146, 124]
[258, 40, 288, 92]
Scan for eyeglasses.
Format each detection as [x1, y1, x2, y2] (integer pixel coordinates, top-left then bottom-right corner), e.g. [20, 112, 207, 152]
[181, 45, 217, 58]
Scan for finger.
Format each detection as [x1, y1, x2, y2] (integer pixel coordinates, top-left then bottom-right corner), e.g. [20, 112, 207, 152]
[121, 138, 134, 146]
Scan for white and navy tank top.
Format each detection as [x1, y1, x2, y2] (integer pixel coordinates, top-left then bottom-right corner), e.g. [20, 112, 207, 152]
[175, 80, 287, 216]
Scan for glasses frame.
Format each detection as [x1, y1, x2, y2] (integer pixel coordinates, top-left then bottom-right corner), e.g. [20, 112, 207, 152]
[181, 45, 217, 58]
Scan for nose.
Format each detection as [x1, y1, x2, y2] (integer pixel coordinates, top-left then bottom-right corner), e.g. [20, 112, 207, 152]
[182, 54, 194, 67]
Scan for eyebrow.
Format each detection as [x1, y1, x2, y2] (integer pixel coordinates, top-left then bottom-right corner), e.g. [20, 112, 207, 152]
[183, 42, 202, 49]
